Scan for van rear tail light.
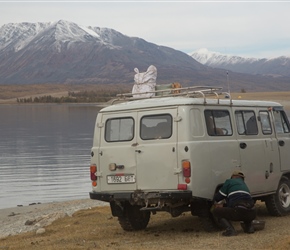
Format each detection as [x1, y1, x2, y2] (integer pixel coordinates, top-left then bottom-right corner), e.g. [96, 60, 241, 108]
[182, 160, 191, 177]
[90, 164, 97, 181]
[178, 184, 187, 190]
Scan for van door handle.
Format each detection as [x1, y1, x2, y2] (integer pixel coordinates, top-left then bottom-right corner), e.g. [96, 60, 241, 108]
[240, 142, 247, 149]
[135, 150, 142, 153]
[279, 140, 285, 146]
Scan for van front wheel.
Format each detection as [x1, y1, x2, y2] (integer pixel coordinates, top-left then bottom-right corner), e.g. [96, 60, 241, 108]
[118, 204, 150, 231]
[265, 176, 290, 216]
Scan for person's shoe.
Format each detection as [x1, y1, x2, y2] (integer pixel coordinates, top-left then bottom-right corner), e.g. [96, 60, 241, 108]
[243, 222, 255, 234]
[222, 229, 238, 236]
[219, 218, 238, 237]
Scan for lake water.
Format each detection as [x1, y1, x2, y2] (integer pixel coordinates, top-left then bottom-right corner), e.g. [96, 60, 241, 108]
[0, 104, 101, 209]
[1, 103, 289, 210]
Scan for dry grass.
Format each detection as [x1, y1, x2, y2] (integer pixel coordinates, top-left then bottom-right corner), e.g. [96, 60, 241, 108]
[0, 83, 131, 103]
[220, 91, 290, 103]
[0, 83, 290, 104]
[230, 92, 290, 110]
[1, 203, 290, 250]
[230, 91, 290, 100]
[0, 84, 70, 99]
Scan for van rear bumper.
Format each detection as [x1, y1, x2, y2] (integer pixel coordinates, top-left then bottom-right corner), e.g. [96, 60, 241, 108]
[89, 190, 192, 203]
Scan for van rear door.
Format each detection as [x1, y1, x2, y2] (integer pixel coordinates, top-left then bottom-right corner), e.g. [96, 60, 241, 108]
[135, 108, 178, 190]
[98, 112, 138, 191]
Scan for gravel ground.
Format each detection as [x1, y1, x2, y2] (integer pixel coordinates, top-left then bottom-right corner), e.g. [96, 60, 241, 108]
[0, 199, 108, 239]
[1, 200, 290, 249]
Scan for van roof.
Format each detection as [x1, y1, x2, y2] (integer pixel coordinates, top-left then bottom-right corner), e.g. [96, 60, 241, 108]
[100, 97, 282, 113]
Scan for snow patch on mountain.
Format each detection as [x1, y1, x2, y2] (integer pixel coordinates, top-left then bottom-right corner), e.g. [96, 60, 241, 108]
[0, 22, 51, 51]
[0, 20, 120, 54]
[190, 48, 259, 66]
[189, 48, 222, 64]
[190, 48, 290, 77]
[79, 25, 100, 39]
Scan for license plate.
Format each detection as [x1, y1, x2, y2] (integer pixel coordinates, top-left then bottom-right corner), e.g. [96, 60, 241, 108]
[107, 175, 135, 184]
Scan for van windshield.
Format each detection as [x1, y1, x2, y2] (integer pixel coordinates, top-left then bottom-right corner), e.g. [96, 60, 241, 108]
[273, 110, 290, 133]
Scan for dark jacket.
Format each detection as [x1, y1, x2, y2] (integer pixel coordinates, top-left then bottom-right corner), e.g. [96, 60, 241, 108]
[214, 177, 254, 208]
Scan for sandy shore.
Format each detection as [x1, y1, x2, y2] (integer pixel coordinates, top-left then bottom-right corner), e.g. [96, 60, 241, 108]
[0, 199, 108, 239]
[2, 200, 290, 249]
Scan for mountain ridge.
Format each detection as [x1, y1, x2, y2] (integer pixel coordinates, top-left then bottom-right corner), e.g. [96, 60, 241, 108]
[190, 48, 290, 77]
[0, 20, 289, 92]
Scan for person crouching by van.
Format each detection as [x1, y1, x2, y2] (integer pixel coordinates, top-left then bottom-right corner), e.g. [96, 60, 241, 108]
[211, 170, 256, 236]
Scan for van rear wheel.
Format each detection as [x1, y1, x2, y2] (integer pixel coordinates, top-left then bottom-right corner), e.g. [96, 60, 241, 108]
[118, 204, 150, 231]
[265, 176, 290, 216]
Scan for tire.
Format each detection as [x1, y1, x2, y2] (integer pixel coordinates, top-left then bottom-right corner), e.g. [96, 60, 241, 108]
[118, 204, 150, 231]
[265, 176, 290, 216]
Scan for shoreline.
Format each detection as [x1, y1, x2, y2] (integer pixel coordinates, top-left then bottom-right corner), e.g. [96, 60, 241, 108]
[0, 198, 108, 239]
[0, 100, 108, 106]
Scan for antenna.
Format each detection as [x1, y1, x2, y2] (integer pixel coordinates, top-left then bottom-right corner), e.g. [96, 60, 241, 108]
[226, 71, 230, 94]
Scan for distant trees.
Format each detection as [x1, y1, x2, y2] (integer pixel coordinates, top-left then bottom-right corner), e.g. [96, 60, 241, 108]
[16, 89, 127, 104]
[17, 95, 76, 103]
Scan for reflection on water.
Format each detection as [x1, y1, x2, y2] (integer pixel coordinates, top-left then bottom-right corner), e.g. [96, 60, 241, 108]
[0, 104, 100, 209]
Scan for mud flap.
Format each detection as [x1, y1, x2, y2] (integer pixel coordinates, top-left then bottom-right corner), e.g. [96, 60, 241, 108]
[110, 201, 125, 217]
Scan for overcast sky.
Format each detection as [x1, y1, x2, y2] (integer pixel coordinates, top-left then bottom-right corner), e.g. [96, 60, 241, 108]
[1, 1, 290, 58]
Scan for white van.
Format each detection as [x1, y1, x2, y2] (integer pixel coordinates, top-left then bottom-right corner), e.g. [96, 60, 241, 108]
[89, 86, 290, 231]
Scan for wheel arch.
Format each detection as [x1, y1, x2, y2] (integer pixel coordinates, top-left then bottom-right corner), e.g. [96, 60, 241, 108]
[281, 173, 290, 181]
[212, 183, 224, 200]
[265, 175, 290, 216]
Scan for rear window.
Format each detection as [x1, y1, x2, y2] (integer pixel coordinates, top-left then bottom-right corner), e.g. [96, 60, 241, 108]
[105, 117, 134, 142]
[140, 114, 172, 140]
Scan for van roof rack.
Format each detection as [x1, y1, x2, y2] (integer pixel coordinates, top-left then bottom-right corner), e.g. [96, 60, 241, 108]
[109, 85, 232, 105]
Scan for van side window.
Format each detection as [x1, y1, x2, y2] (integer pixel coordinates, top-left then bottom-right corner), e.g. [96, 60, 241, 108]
[204, 110, 232, 136]
[140, 114, 172, 140]
[105, 117, 134, 142]
[235, 111, 258, 135]
[259, 111, 272, 135]
[273, 110, 290, 133]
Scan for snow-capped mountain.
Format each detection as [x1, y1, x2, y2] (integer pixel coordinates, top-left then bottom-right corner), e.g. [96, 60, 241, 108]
[0, 22, 50, 52]
[0, 20, 289, 92]
[190, 48, 290, 77]
[0, 20, 119, 52]
[0, 20, 207, 85]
